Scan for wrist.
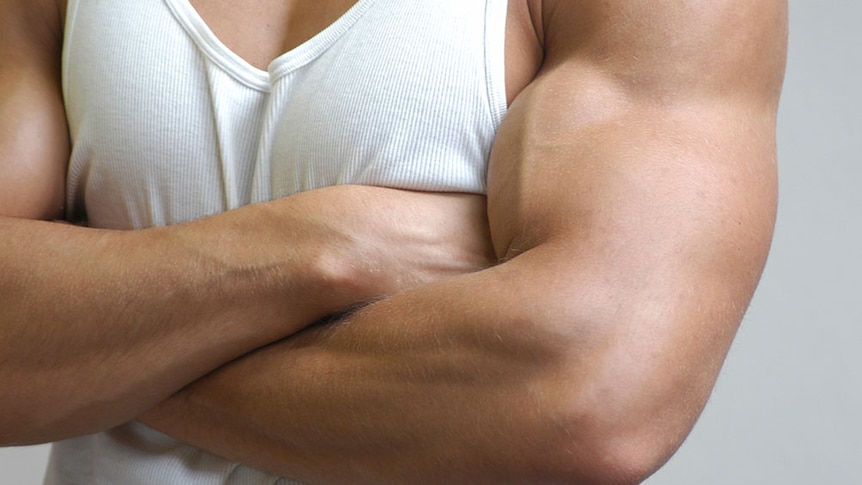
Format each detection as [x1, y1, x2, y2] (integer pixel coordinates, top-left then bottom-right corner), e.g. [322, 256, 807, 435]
[164, 200, 370, 336]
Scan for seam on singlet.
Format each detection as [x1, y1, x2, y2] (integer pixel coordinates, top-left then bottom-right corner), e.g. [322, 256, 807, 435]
[268, 0, 379, 81]
[164, 0, 271, 91]
[484, 0, 510, 132]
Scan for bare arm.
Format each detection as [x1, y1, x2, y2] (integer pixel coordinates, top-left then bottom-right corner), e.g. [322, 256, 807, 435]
[0, 0, 492, 446]
[141, 1, 788, 483]
[0, 0, 67, 220]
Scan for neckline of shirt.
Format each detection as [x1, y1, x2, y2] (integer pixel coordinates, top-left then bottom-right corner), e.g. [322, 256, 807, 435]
[164, 0, 378, 91]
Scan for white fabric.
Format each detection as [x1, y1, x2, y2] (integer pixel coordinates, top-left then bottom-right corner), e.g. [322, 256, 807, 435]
[63, 0, 508, 229]
[49, 0, 508, 483]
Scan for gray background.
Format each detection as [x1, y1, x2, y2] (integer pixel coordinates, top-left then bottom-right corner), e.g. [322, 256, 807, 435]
[2, 1, 860, 483]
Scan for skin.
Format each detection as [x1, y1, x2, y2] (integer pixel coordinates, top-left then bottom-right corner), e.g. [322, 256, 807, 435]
[0, 0, 787, 483]
[0, 0, 493, 445]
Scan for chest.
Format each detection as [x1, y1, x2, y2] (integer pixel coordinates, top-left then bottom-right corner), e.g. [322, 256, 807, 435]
[63, 0, 518, 227]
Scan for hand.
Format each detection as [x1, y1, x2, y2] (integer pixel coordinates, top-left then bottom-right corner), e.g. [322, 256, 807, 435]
[279, 185, 496, 304]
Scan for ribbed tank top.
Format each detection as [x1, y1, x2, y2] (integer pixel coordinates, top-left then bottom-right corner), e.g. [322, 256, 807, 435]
[49, 0, 508, 483]
[63, 0, 508, 230]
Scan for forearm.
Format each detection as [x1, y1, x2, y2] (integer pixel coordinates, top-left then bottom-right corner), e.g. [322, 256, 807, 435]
[142, 245, 700, 485]
[142, 265, 545, 484]
[0, 197, 360, 446]
[0, 187, 491, 447]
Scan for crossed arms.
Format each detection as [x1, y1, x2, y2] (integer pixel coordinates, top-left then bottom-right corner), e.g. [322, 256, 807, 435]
[0, 0, 787, 483]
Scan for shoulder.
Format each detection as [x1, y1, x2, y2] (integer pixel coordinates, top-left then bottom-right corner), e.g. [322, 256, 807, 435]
[535, 0, 788, 102]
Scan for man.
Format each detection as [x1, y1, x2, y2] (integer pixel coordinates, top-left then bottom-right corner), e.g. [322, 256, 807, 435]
[0, 0, 787, 483]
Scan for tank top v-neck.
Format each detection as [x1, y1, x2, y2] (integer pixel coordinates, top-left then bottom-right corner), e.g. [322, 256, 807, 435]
[49, 1, 508, 483]
[62, 0, 508, 230]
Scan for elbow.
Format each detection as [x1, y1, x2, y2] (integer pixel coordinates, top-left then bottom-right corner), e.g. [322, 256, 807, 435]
[512, 328, 691, 484]
[496, 284, 709, 482]
[525, 362, 693, 485]
[521, 353, 692, 484]
[529, 407, 682, 485]
[546, 429, 676, 485]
